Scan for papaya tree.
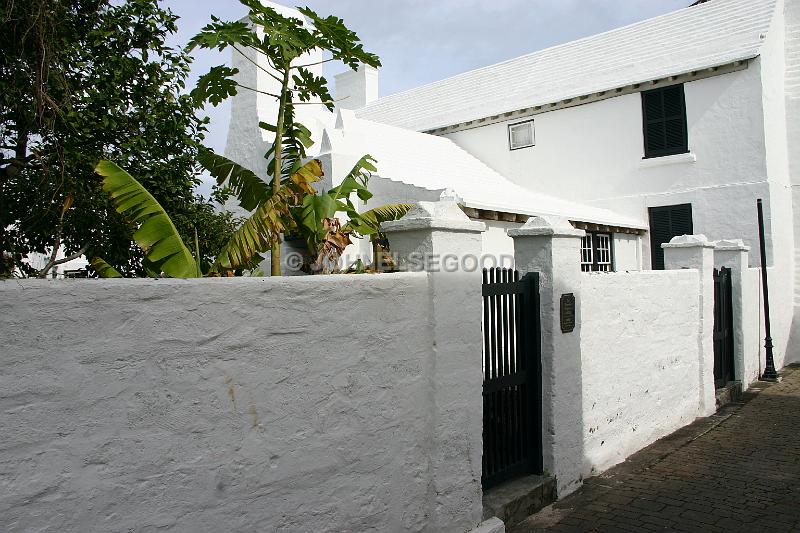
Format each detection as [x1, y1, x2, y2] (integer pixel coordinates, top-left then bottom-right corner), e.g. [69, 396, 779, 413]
[188, 0, 381, 275]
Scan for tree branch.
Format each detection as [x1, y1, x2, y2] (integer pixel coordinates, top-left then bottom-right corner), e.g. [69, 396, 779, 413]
[235, 82, 281, 99]
[232, 45, 283, 83]
[291, 95, 349, 105]
[37, 243, 89, 278]
[291, 57, 336, 69]
[37, 222, 62, 279]
[51, 244, 89, 267]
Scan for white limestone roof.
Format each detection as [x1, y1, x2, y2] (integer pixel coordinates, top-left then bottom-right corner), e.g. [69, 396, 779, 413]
[356, 0, 777, 131]
[322, 111, 646, 229]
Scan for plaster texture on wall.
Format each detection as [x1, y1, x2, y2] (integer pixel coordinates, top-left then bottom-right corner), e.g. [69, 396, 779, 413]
[744, 266, 793, 373]
[742, 268, 766, 383]
[611, 234, 642, 271]
[380, 201, 488, 530]
[480, 220, 519, 269]
[579, 270, 702, 477]
[0, 274, 481, 532]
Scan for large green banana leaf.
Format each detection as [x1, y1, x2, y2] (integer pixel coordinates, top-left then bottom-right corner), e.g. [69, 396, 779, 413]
[89, 256, 123, 278]
[199, 149, 321, 211]
[292, 155, 376, 254]
[342, 203, 413, 237]
[198, 148, 271, 212]
[96, 160, 201, 278]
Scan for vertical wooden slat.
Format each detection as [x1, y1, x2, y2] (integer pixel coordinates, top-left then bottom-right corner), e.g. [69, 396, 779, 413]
[483, 269, 490, 382]
[488, 269, 497, 378]
[498, 268, 505, 377]
[503, 268, 510, 376]
[511, 270, 519, 373]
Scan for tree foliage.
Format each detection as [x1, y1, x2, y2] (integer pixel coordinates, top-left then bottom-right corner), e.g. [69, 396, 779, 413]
[0, 0, 235, 277]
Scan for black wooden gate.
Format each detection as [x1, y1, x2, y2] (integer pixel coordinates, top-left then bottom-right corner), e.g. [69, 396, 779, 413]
[481, 267, 543, 489]
[713, 267, 735, 389]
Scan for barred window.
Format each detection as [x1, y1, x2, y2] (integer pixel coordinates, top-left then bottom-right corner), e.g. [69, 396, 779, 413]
[580, 232, 614, 272]
[595, 233, 611, 272]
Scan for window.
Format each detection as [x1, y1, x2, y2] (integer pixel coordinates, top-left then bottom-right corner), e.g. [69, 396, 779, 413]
[508, 120, 535, 150]
[648, 203, 693, 270]
[581, 232, 614, 272]
[641, 84, 688, 158]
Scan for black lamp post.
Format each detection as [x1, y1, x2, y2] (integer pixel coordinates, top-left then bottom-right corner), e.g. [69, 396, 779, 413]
[756, 199, 779, 381]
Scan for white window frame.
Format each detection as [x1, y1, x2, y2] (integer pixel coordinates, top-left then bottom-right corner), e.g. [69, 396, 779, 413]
[595, 233, 612, 272]
[580, 231, 614, 272]
[580, 234, 594, 272]
[508, 120, 535, 150]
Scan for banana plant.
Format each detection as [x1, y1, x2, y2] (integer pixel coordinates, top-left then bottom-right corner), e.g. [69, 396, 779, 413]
[286, 155, 371, 274]
[88, 256, 123, 278]
[92, 158, 322, 278]
[199, 148, 322, 272]
[343, 202, 413, 273]
[342, 203, 413, 237]
[95, 160, 202, 278]
[289, 156, 414, 274]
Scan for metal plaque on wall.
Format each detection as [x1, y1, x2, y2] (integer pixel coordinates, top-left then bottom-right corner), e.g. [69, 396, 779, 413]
[560, 293, 575, 333]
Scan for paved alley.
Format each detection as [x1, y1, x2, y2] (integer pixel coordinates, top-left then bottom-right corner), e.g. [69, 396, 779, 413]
[513, 365, 800, 532]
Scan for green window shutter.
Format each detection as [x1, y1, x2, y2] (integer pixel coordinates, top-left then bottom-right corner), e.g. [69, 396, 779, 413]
[648, 203, 693, 270]
[641, 84, 688, 158]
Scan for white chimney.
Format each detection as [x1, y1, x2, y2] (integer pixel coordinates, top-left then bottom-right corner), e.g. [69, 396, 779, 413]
[334, 64, 379, 110]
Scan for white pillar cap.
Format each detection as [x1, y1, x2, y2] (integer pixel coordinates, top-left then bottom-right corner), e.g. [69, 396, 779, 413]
[713, 238, 750, 252]
[661, 234, 716, 249]
[507, 215, 585, 238]
[380, 200, 485, 233]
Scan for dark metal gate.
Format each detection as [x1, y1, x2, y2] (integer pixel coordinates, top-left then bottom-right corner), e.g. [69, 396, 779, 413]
[481, 267, 543, 489]
[713, 267, 735, 388]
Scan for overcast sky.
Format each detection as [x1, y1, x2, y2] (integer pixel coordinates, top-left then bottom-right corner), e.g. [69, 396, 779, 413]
[161, 0, 690, 195]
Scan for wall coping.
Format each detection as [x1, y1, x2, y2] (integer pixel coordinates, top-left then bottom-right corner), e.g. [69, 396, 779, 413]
[713, 238, 750, 252]
[661, 234, 716, 249]
[380, 200, 486, 233]
[507, 215, 585, 238]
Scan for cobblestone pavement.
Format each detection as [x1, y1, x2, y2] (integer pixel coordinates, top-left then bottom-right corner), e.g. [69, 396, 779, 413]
[513, 365, 800, 532]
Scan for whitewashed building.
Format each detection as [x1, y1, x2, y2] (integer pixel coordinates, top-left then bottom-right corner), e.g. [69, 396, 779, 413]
[225, 0, 800, 364]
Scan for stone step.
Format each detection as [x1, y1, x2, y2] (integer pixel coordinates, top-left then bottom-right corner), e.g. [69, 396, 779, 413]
[715, 381, 743, 409]
[483, 474, 557, 529]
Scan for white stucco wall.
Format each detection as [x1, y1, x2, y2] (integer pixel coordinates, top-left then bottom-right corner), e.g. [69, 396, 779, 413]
[611, 234, 642, 271]
[785, 0, 800, 362]
[579, 270, 703, 477]
[480, 220, 518, 269]
[0, 275, 482, 532]
[741, 267, 765, 384]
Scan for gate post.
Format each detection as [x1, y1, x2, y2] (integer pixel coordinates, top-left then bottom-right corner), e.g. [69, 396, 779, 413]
[381, 200, 486, 531]
[662, 235, 717, 416]
[714, 239, 754, 385]
[508, 216, 585, 497]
